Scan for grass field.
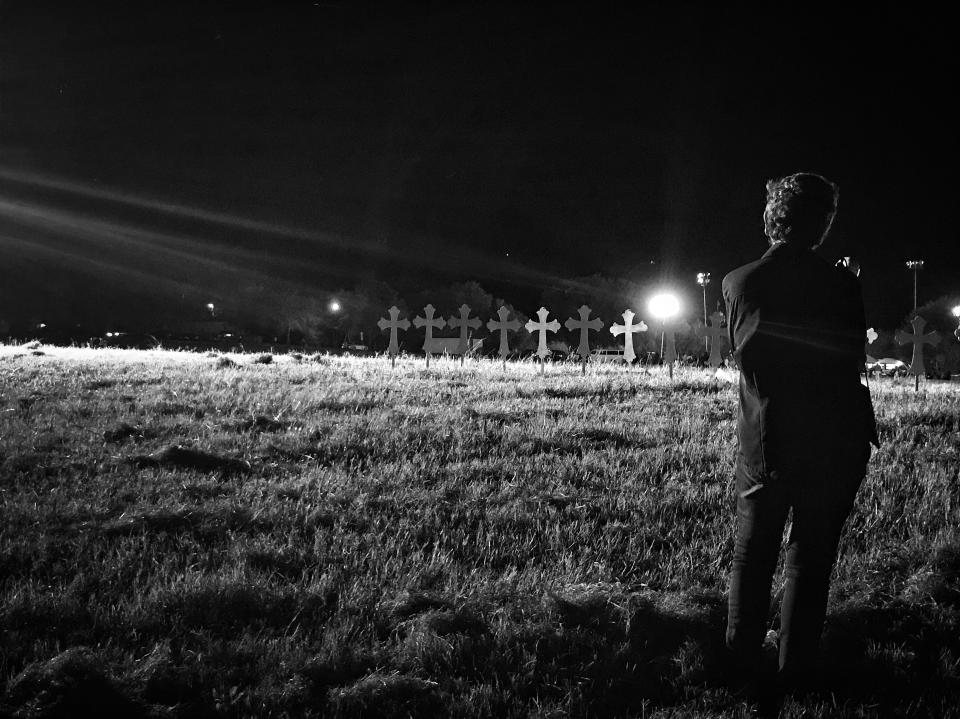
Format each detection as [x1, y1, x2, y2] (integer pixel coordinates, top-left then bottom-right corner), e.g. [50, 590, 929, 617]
[1, 344, 958, 718]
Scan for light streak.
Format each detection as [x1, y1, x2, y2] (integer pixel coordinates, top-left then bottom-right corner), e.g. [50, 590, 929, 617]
[0, 234, 201, 297]
[0, 165, 597, 294]
[0, 197, 341, 284]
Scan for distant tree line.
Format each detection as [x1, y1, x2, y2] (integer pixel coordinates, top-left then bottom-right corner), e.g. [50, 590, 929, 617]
[1, 272, 957, 373]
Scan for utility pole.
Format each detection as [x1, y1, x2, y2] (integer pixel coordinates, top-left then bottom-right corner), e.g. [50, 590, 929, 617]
[906, 260, 924, 312]
[904, 260, 926, 391]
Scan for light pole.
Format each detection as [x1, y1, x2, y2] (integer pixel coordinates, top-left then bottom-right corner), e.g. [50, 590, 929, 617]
[952, 305, 960, 341]
[905, 260, 924, 312]
[648, 293, 680, 379]
[328, 299, 342, 349]
[696, 272, 711, 351]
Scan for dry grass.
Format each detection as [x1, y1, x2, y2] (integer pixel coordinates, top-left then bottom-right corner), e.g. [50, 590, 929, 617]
[0, 344, 958, 718]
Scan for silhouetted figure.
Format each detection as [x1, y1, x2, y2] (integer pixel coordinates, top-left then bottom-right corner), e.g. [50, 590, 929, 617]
[722, 173, 879, 695]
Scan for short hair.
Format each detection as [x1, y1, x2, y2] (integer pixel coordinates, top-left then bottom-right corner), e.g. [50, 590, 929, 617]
[763, 172, 839, 247]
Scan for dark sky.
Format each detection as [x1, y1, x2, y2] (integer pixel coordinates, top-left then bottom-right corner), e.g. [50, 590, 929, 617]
[0, 1, 956, 331]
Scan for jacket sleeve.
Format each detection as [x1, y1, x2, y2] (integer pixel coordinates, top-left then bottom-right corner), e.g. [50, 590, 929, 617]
[850, 279, 868, 366]
[725, 291, 764, 376]
[844, 275, 879, 446]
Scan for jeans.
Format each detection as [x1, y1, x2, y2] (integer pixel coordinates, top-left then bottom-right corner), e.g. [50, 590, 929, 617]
[725, 449, 868, 683]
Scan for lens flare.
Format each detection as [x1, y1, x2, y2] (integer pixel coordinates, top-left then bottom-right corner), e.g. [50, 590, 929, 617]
[0, 165, 599, 295]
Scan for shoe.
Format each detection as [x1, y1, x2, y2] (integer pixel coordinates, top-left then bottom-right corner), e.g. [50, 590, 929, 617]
[726, 641, 783, 717]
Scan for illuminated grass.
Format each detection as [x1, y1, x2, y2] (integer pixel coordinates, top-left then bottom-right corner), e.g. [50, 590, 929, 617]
[0, 344, 958, 718]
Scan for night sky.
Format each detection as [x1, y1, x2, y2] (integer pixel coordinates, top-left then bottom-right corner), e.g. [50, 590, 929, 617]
[0, 2, 956, 333]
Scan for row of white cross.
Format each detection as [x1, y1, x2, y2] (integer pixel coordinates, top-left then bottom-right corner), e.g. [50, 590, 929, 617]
[377, 304, 731, 366]
[376, 304, 945, 376]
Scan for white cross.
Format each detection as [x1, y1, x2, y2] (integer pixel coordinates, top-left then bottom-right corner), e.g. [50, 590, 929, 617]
[486, 306, 521, 358]
[525, 307, 560, 359]
[448, 304, 482, 355]
[895, 315, 940, 377]
[413, 304, 445, 356]
[377, 306, 410, 357]
[695, 311, 728, 367]
[609, 309, 647, 363]
[564, 304, 603, 360]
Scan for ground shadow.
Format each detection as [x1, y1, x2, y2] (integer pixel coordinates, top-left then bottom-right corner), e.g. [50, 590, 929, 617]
[4, 570, 958, 718]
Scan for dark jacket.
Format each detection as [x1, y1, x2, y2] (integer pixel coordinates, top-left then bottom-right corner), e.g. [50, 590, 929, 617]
[723, 243, 878, 493]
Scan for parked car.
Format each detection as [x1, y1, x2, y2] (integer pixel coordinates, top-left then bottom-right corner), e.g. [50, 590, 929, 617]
[99, 332, 161, 349]
[590, 348, 627, 363]
[867, 357, 908, 377]
[507, 349, 567, 362]
[341, 342, 375, 357]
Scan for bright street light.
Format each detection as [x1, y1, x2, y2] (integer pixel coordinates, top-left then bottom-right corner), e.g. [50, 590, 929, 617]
[648, 293, 680, 378]
[648, 293, 680, 320]
[329, 300, 341, 313]
[952, 305, 960, 318]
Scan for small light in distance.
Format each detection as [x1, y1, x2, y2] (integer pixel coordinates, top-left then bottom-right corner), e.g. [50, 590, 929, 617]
[648, 293, 680, 320]
[329, 300, 341, 313]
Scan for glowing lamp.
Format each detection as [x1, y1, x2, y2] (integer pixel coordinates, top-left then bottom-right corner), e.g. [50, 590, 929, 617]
[329, 300, 341, 313]
[952, 306, 960, 318]
[648, 294, 680, 321]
